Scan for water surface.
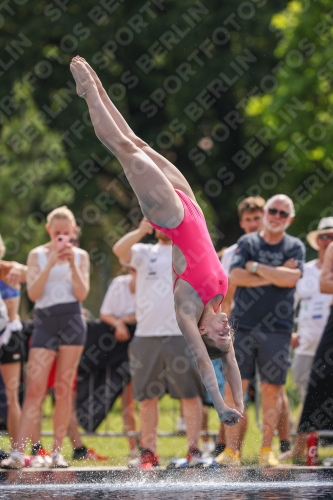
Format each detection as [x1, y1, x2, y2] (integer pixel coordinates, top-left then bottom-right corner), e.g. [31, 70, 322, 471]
[0, 468, 332, 499]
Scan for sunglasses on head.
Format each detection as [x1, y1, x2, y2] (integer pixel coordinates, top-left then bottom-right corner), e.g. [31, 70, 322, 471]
[268, 208, 290, 219]
[318, 233, 333, 241]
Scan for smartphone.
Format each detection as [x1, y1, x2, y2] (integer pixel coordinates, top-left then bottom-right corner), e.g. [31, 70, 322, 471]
[56, 235, 70, 251]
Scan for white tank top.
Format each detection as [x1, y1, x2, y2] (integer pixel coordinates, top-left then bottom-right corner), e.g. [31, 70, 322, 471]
[35, 245, 82, 309]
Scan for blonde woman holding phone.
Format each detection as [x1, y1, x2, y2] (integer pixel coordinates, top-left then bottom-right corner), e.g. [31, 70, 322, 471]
[1, 206, 90, 469]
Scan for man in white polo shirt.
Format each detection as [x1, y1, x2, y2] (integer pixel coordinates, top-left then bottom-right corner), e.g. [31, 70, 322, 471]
[113, 218, 204, 469]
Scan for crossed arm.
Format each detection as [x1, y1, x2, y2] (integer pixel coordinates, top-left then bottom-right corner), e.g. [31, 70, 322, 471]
[230, 259, 301, 289]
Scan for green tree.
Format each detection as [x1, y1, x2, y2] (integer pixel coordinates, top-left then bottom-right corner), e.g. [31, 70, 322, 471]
[245, 0, 333, 238]
[0, 0, 288, 251]
[0, 83, 73, 262]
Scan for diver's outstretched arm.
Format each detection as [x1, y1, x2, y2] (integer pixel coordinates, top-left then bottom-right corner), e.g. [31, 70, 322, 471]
[176, 313, 242, 426]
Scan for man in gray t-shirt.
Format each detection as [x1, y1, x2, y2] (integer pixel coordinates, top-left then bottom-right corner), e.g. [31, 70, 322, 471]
[222, 195, 305, 467]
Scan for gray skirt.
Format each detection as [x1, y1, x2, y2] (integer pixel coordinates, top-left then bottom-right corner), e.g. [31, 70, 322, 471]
[31, 301, 87, 352]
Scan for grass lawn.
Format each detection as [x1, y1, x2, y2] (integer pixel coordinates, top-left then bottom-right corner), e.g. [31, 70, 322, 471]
[0, 390, 332, 467]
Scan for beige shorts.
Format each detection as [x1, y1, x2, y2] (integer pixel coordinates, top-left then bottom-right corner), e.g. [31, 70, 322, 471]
[128, 336, 204, 402]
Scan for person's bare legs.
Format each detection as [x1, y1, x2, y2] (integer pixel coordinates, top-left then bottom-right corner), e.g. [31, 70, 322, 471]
[0, 363, 21, 448]
[261, 383, 283, 448]
[292, 432, 308, 462]
[70, 59, 183, 229]
[224, 380, 248, 453]
[217, 422, 226, 446]
[121, 381, 137, 454]
[67, 391, 84, 449]
[182, 396, 202, 450]
[277, 387, 290, 442]
[139, 397, 159, 453]
[16, 348, 56, 453]
[52, 346, 83, 453]
[201, 406, 209, 444]
[76, 56, 196, 203]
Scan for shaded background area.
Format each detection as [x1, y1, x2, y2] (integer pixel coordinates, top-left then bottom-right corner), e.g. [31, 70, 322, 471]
[0, 0, 332, 314]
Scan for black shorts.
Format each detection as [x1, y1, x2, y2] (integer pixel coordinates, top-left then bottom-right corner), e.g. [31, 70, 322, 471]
[31, 302, 87, 352]
[233, 329, 291, 385]
[0, 329, 23, 365]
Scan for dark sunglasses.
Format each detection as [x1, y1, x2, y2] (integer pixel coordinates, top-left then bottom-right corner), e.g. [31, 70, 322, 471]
[318, 233, 333, 241]
[268, 208, 290, 219]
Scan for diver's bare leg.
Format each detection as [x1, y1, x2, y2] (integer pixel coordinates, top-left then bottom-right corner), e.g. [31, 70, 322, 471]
[74, 56, 196, 203]
[70, 59, 183, 228]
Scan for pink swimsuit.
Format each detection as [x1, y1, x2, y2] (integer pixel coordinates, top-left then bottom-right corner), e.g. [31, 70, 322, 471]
[149, 189, 228, 307]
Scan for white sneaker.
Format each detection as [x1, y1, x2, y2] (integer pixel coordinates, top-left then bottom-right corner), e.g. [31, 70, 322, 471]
[29, 455, 45, 468]
[278, 450, 293, 462]
[201, 441, 215, 458]
[30, 454, 53, 468]
[1, 452, 24, 469]
[177, 417, 186, 432]
[127, 454, 141, 468]
[51, 452, 69, 468]
[43, 455, 53, 467]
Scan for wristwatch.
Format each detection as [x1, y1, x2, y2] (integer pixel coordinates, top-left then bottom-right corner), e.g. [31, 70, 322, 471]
[250, 262, 259, 274]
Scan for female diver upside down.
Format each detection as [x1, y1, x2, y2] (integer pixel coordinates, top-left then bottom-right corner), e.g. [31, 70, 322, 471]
[70, 56, 243, 426]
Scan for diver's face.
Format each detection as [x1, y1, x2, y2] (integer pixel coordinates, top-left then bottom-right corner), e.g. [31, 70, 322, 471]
[204, 313, 232, 352]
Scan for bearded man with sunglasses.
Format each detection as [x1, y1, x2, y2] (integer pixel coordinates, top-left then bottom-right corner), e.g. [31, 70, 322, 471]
[227, 194, 305, 466]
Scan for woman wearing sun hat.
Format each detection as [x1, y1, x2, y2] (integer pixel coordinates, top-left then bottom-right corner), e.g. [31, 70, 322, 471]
[291, 218, 333, 401]
[292, 217, 333, 462]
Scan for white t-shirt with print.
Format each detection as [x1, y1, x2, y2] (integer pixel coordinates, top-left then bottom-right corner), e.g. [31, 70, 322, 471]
[221, 243, 237, 277]
[129, 243, 182, 337]
[100, 274, 135, 318]
[295, 259, 333, 356]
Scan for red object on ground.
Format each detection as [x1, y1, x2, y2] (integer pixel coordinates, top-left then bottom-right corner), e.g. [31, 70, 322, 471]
[307, 432, 318, 466]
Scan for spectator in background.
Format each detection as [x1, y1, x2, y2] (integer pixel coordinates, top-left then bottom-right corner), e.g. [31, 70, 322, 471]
[218, 197, 291, 462]
[292, 218, 333, 402]
[113, 218, 205, 469]
[292, 219, 333, 463]
[0, 236, 26, 452]
[221, 197, 265, 316]
[218, 195, 305, 467]
[29, 228, 107, 465]
[209, 197, 265, 459]
[1, 206, 90, 469]
[100, 266, 138, 462]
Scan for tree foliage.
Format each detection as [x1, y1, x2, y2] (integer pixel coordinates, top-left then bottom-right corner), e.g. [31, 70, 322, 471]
[1, 0, 288, 251]
[1, 0, 333, 308]
[245, 0, 333, 235]
[0, 84, 73, 262]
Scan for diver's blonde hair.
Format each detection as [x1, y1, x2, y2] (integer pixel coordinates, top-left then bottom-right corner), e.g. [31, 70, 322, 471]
[46, 206, 76, 227]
